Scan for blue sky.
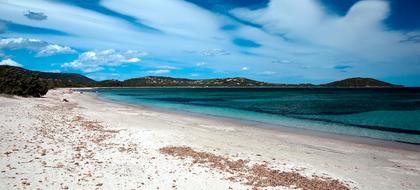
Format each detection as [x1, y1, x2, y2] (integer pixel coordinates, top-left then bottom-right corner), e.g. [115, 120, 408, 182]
[0, 0, 419, 86]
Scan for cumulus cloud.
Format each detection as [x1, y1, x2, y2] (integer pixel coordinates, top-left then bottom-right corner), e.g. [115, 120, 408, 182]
[147, 69, 170, 74]
[0, 58, 22, 67]
[0, 37, 44, 49]
[0, 37, 75, 57]
[61, 49, 147, 73]
[37, 44, 75, 57]
[24, 11, 47, 21]
[241, 67, 249, 71]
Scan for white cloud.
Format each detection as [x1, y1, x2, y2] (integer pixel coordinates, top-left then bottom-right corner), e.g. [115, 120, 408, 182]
[101, 0, 222, 41]
[0, 37, 76, 57]
[0, 0, 233, 56]
[62, 49, 147, 73]
[190, 73, 199, 77]
[241, 67, 249, 71]
[0, 37, 44, 49]
[147, 69, 170, 74]
[232, 0, 420, 60]
[37, 44, 75, 57]
[0, 58, 22, 67]
[125, 57, 140, 63]
[1, 0, 419, 84]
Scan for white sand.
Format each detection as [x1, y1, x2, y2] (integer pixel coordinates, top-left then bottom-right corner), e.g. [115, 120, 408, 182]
[1, 89, 419, 189]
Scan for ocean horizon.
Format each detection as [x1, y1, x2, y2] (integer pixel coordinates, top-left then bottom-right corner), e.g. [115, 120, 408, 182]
[88, 87, 420, 144]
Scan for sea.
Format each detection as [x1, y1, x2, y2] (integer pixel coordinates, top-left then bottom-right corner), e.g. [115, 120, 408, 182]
[86, 87, 420, 144]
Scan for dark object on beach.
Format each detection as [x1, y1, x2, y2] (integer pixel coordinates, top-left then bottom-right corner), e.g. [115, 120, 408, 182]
[62, 98, 69, 102]
[160, 146, 350, 190]
[0, 66, 48, 97]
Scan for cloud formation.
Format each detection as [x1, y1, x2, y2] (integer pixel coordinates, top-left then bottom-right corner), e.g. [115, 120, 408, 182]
[62, 49, 147, 73]
[0, 0, 419, 85]
[232, 0, 420, 60]
[147, 69, 170, 74]
[24, 11, 47, 21]
[0, 58, 22, 67]
[0, 37, 75, 57]
[37, 44, 75, 57]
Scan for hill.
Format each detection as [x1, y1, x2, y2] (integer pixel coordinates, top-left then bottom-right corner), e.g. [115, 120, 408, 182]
[322, 77, 402, 88]
[0, 65, 49, 97]
[122, 76, 274, 87]
[0, 66, 403, 89]
[0, 65, 96, 88]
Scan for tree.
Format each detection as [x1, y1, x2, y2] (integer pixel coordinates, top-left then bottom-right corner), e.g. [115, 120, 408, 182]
[0, 68, 48, 97]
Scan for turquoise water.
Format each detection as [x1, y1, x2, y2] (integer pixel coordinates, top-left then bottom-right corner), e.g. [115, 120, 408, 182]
[87, 88, 420, 144]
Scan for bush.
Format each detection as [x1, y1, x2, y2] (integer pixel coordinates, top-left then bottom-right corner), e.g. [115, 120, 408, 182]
[0, 69, 48, 97]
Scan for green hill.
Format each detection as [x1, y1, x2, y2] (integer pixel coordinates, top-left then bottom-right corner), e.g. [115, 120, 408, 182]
[0, 65, 96, 88]
[0, 66, 48, 97]
[0, 66, 404, 95]
[122, 76, 274, 87]
[322, 77, 402, 87]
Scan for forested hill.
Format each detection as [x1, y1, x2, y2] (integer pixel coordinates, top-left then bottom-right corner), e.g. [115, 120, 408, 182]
[322, 77, 402, 88]
[0, 66, 402, 88]
[0, 65, 96, 88]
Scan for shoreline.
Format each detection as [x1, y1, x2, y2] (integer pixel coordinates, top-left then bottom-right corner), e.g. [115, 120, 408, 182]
[89, 90, 420, 152]
[1, 89, 420, 189]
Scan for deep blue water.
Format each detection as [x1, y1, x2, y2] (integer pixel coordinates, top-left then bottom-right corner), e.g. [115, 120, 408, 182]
[88, 88, 420, 144]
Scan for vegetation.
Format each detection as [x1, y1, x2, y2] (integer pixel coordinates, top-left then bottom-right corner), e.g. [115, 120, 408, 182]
[0, 65, 96, 89]
[0, 66, 48, 97]
[122, 76, 275, 87]
[322, 77, 401, 88]
[0, 66, 403, 97]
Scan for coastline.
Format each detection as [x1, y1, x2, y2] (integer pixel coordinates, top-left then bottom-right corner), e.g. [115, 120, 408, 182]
[1, 89, 420, 189]
[90, 90, 420, 151]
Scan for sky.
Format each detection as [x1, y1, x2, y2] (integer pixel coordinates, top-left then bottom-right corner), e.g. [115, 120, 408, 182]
[0, 0, 419, 86]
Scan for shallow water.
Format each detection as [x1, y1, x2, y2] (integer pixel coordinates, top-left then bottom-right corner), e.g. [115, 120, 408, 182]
[88, 88, 420, 144]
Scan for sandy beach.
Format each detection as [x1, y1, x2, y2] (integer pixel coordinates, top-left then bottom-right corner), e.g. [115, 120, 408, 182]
[1, 88, 420, 190]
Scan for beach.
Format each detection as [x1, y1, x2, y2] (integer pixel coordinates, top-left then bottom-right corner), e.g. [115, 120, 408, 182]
[1, 89, 420, 190]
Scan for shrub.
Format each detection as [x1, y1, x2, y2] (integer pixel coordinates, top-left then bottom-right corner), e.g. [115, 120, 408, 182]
[0, 68, 48, 97]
